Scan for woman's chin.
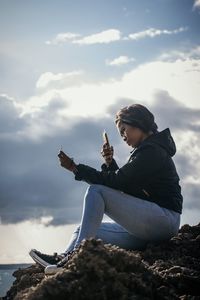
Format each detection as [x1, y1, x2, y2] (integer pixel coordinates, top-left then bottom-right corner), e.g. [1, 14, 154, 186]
[124, 139, 134, 147]
[129, 141, 137, 147]
[126, 141, 132, 146]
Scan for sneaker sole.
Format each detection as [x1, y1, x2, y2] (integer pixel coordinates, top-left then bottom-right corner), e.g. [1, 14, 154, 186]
[29, 249, 50, 268]
[45, 265, 63, 275]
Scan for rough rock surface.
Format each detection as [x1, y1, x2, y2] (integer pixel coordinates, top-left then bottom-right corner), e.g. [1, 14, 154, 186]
[2, 222, 200, 300]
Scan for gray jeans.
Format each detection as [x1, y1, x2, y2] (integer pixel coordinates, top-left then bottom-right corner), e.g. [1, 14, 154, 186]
[63, 184, 181, 253]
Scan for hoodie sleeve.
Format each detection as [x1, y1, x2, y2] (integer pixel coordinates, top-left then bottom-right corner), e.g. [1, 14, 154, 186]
[74, 144, 166, 191]
[101, 158, 119, 172]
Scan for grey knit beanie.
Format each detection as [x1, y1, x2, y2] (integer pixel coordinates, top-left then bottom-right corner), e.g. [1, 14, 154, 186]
[115, 104, 158, 134]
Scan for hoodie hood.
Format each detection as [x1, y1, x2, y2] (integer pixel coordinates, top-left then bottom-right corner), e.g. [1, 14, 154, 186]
[131, 128, 176, 157]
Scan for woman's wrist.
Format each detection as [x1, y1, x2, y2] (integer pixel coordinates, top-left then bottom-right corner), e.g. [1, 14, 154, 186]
[69, 161, 78, 173]
[105, 157, 113, 166]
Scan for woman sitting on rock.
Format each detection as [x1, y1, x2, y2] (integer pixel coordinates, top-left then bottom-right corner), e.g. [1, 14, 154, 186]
[30, 103, 183, 275]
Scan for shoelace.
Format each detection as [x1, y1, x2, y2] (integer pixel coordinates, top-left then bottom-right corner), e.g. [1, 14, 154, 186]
[57, 250, 74, 267]
[53, 253, 63, 262]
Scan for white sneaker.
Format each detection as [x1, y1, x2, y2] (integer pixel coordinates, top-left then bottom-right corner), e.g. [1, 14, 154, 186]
[44, 250, 74, 275]
[29, 249, 64, 268]
[45, 264, 63, 275]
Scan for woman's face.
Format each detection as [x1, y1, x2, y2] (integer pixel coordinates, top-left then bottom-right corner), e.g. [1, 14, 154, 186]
[117, 122, 149, 147]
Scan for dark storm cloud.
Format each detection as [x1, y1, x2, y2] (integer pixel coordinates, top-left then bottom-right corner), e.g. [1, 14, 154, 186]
[0, 93, 200, 225]
[182, 182, 200, 210]
[151, 90, 200, 132]
[173, 153, 197, 181]
[0, 97, 123, 225]
[0, 95, 27, 134]
[106, 98, 134, 116]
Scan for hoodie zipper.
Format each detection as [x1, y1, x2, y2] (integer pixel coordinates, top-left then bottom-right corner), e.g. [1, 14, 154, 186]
[142, 189, 150, 197]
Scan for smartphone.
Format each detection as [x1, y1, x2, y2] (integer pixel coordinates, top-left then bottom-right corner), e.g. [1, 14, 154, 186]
[102, 130, 110, 146]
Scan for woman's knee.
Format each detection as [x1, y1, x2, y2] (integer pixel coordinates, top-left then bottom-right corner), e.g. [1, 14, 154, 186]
[84, 184, 106, 201]
[86, 184, 104, 193]
[86, 184, 115, 198]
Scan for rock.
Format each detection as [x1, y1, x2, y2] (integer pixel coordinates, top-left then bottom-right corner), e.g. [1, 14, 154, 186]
[2, 222, 200, 300]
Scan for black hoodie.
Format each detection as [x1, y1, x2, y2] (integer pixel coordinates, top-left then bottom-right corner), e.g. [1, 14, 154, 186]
[74, 128, 183, 214]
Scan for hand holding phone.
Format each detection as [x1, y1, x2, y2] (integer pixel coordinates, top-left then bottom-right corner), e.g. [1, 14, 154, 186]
[58, 149, 77, 172]
[102, 130, 110, 146]
[101, 130, 114, 165]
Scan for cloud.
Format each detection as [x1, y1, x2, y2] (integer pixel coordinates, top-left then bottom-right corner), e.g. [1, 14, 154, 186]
[159, 45, 200, 61]
[127, 27, 187, 41]
[193, 0, 200, 8]
[0, 113, 123, 226]
[36, 71, 84, 89]
[1, 92, 200, 227]
[0, 221, 78, 263]
[183, 182, 200, 209]
[148, 91, 200, 212]
[1, 50, 200, 226]
[45, 32, 81, 45]
[46, 27, 187, 46]
[151, 90, 200, 132]
[11, 52, 200, 140]
[0, 94, 27, 139]
[2, 47, 198, 149]
[73, 29, 121, 45]
[106, 56, 135, 66]
[46, 29, 121, 46]
[150, 90, 200, 177]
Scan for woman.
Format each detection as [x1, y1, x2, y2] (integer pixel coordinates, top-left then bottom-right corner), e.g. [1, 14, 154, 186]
[29, 104, 183, 275]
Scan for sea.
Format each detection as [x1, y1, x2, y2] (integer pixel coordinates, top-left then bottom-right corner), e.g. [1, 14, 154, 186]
[0, 264, 32, 298]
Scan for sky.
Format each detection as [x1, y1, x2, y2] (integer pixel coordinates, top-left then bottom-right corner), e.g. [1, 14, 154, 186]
[0, 0, 200, 263]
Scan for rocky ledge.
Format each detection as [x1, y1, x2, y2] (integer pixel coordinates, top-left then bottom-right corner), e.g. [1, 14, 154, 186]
[2, 222, 200, 300]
